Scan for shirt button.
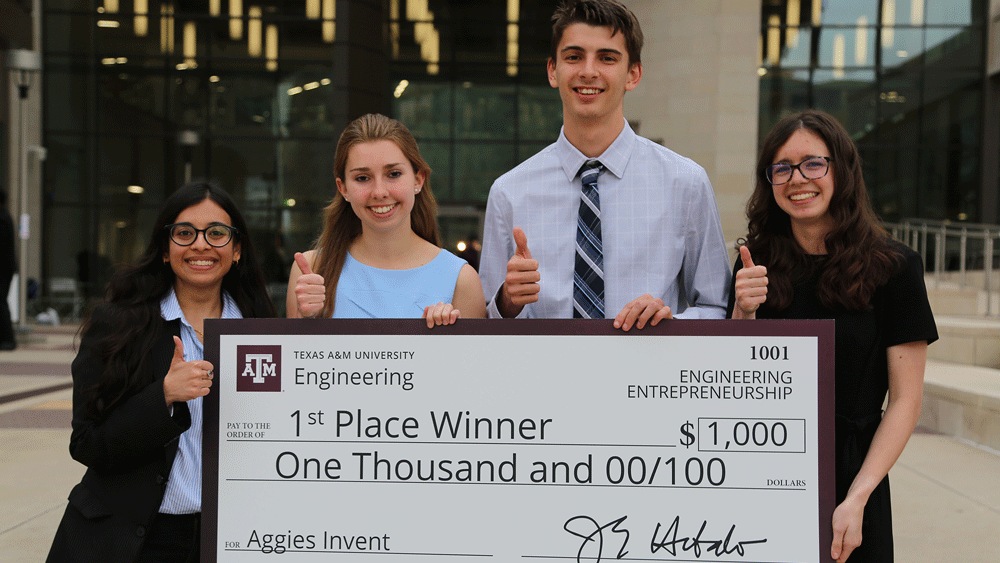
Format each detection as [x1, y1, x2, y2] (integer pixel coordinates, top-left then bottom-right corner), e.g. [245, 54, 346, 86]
[136, 526, 146, 537]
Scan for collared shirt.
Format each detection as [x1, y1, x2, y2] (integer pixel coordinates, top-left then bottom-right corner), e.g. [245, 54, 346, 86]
[158, 288, 241, 514]
[480, 120, 731, 319]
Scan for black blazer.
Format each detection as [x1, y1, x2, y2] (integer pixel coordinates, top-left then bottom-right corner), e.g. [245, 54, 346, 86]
[47, 305, 192, 563]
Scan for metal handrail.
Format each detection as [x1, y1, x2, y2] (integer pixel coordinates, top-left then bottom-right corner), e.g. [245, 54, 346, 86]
[885, 219, 999, 317]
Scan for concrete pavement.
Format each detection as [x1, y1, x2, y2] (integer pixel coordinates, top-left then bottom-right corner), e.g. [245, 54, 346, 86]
[2, 323, 999, 562]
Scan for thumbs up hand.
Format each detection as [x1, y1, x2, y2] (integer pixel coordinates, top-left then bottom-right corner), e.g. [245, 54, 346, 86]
[293, 252, 326, 319]
[733, 246, 768, 319]
[163, 336, 214, 405]
[499, 227, 540, 317]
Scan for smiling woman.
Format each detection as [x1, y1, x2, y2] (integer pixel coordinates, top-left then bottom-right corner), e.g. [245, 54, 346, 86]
[286, 113, 486, 326]
[46, 181, 275, 563]
[728, 110, 937, 563]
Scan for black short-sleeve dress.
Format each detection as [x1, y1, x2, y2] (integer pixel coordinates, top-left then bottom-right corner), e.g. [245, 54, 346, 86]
[727, 239, 937, 562]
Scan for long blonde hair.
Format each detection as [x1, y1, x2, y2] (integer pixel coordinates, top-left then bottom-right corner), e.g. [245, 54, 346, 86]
[313, 113, 439, 317]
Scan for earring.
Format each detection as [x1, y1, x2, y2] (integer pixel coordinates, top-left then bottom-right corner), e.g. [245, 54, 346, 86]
[414, 188, 420, 194]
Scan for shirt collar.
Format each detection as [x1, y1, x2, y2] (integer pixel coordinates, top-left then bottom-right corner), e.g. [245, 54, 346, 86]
[160, 287, 242, 326]
[555, 118, 636, 183]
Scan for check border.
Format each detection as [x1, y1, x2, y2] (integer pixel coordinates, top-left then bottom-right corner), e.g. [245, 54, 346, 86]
[203, 318, 835, 562]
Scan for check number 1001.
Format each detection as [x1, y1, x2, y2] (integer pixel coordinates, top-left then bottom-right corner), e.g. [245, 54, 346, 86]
[698, 418, 806, 453]
[749, 345, 789, 360]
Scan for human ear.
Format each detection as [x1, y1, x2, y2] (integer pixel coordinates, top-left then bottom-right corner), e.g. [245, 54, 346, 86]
[547, 58, 558, 88]
[336, 177, 349, 201]
[625, 61, 642, 91]
[414, 170, 426, 194]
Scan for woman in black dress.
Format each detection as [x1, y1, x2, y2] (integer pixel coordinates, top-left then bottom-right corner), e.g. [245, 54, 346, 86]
[728, 109, 937, 563]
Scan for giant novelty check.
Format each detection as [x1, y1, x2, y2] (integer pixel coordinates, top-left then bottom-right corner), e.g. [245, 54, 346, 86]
[204, 319, 835, 563]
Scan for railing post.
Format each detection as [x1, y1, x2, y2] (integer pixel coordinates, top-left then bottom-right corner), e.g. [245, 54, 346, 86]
[986, 232, 994, 317]
[934, 233, 944, 289]
[959, 227, 967, 287]
[920, 223, 928, 267]
[934, 231, 942, 289]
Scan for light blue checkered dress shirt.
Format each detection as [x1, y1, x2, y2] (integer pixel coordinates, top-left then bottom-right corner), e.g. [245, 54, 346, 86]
[481, 120, 731, 319]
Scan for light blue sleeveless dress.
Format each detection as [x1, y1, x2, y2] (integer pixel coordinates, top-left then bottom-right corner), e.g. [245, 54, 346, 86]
[332, 249, 468, 318]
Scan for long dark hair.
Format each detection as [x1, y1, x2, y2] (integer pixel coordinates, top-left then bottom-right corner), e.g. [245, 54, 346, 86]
[741, 109, 899, 311]
[312, 113, 439, 317]
[85, 181, 275, 419]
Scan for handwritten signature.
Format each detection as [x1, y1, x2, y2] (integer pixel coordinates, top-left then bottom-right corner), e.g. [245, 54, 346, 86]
[563, 515, 767, 562]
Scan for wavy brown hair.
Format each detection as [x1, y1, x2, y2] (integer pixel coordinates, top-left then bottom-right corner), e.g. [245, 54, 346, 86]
[312, 113, 439, 317]
[741, 109, 899, 311]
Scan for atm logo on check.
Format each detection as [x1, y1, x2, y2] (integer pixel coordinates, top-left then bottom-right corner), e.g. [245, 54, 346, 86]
[237, 345, 282, 392]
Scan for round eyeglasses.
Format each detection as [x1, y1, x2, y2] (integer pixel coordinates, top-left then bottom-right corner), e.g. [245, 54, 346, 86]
[165, 222, 237, 247]
[766, 156, 833, 185]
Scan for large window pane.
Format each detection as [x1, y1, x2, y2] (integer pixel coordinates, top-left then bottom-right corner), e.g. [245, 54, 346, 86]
[758, 69, 810, 141]
[96, 204, 162, 270]
[454, 84, 516, 140]
[42, 205, 105, 303]
[817, 26, 876, 67]
[922, 78, 982, 146]
[97, 135, 170, 205]
[816, 0, 878, 25]
[518, 86, 561, 142]
[925, 27, 981, 67]
[812, 69, 876, 138]
[44, 62, 93, 133]
[878, 70, 922, 128]
[417, 140, 453, 201]
[926, 0, 977, 24]
[209, 138, 277, 208]
[45, 134, 92, 205]
[883, 0, 929, 26]
[395, 82, 454, 139]
[453, 143, 517, 203]
[762, 26, 813, 68]
[209, 73, 282, 136]
[880, 28, 923, 69]
[276, 139, 337, 216]
[44, 12, 94, 55]
[96, 68, 169, 135]
[281, 69, 338, 135]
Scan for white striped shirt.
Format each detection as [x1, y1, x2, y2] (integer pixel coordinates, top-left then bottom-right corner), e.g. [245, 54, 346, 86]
[158, 288, 241, 514]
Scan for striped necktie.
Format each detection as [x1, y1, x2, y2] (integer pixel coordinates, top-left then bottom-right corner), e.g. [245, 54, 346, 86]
[573, 160, 605, 319]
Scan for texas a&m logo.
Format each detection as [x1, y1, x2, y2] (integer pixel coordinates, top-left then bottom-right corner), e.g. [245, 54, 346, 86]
[236, 345, 281, 392]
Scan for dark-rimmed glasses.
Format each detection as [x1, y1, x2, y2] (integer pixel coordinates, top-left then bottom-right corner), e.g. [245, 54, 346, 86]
[165, 222, 237, 247]
[766, 156, 833, 185]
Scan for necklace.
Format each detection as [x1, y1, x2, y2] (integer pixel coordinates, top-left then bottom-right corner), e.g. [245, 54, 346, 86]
[193, 327, 204, 340]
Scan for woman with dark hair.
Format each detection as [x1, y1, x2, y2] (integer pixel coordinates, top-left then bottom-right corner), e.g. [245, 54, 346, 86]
[47, 181, 274, 563]
[729, 109, 937, 563]
[288, 113, 486, 325]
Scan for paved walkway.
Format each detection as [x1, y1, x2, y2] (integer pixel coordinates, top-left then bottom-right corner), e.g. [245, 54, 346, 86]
[2, 324, 999, 562]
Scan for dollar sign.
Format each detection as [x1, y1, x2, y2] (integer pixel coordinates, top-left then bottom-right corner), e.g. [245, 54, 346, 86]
[679, 421, 695, 448]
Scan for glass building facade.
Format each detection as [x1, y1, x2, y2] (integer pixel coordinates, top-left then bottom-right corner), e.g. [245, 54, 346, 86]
[38, 0, 562, 311]
[1, 0, 996, 316]
[759, 0, 992, 222]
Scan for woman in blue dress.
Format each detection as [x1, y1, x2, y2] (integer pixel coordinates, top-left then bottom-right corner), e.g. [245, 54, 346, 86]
[287, 113, 486, 324]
